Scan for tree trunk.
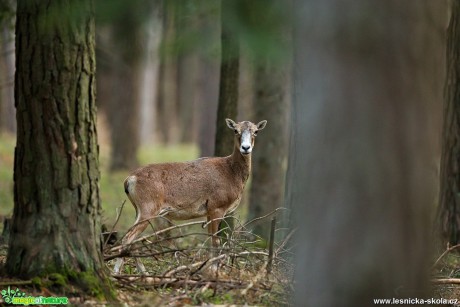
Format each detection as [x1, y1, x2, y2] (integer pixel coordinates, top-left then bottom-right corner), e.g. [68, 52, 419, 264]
[438, 1, 460, 246]
[0, 26, 15, 133]
[248, 63, 289, 239]
[197, 56, 219, 157]
[214, 1, 239, 235]
[107, 66, 140, 171]
[196, 2, 220, 158]
[290, 1, 445, 305]
[7, 0, 112, 297]
[156, 2, 180, 145]
[214, 1, 239, 158]
[247, 0, 290, 240]
[139, 3, 162, 145]
[102, 2, 150, 171]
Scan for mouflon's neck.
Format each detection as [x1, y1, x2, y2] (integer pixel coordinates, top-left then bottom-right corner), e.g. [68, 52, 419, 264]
[229, 143, 251, 183]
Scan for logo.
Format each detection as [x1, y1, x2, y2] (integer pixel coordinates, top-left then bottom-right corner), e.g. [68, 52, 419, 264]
[1, 287, 68, 305]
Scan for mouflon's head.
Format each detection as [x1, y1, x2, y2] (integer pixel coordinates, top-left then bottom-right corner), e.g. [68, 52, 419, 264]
[225, 119, 267, 155]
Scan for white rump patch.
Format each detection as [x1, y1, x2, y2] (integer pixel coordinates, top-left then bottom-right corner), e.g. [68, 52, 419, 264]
[127, 175, 137, 195]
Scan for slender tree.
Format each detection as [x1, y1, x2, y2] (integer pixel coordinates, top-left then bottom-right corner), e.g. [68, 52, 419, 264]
[438, 1, 460, 246]
[7, 0, 112, 297]
[289, 1, 445, 305]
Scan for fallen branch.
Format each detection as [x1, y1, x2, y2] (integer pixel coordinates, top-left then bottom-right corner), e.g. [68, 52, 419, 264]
[109, 219, 207, 253]
[432, 278, 460, 284]
[112, 274, 265, 290]
[163, 254, 227, 277]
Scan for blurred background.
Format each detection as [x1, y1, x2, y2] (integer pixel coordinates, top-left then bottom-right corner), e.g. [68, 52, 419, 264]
[0, 0, 291, 235]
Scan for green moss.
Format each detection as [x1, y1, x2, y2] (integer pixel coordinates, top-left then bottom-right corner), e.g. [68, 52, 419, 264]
[66, 270, 115, 300]
[47, 273, 68, 287]
[31, 277, 42, 287]
[32, 267, 115, 301]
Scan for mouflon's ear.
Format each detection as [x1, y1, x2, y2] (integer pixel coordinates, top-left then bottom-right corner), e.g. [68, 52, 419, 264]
[256, 120, 267, 130]
[226, 118, 237, 130]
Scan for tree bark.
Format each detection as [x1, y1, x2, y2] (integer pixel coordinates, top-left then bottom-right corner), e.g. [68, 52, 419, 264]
[214, 1, 239, 158]
[248, 62, 289, 239]
[247, 0, 290, 240]
[438, 1, 460, 246]
[0, 26, 15, 133]
[7, 0, 112, 297]
[156, 2, 180, 145]
[290, 1, 445, 305]
[104, 4, 148, 171]
[214, 1, 239, 235]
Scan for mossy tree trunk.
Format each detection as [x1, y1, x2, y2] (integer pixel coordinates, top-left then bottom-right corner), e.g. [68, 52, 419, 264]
[7, 0, 112, 297]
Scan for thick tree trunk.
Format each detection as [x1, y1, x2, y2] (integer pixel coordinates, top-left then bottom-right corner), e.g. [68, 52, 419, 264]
[7, 0, 111, 297]
[290, 1, 445, 305]
[438, 1, 460, 246]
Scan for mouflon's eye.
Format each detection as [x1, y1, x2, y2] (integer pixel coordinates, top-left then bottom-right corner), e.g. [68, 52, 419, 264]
[234, 129, 239, 135]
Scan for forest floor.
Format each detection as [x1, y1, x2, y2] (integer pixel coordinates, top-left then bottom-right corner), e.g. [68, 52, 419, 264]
[0, 215, 293, 306]
[433, 248, 460, 304]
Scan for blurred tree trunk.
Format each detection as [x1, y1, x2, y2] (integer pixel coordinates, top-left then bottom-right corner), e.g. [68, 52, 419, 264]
[104, 6, 146, 171]
[157, 2, 180, 145]
[197, 2, 220, 157]
[7, 0, 112, 297]
[198, 56, 219, 157]
[139, 3, 162, 145]
[215, 0, 239, 234]
[290, 1, 445, 305]
[176, 3, 198, 145]
[1, 26, 15, 133]
[438, 1, 460, 246]
[107, 65, 140, 171]
[178, 53, 198, 144]
[248, 64, 289, 239]
[214, 1, 239, 158]
[247, 0, 290, 239]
